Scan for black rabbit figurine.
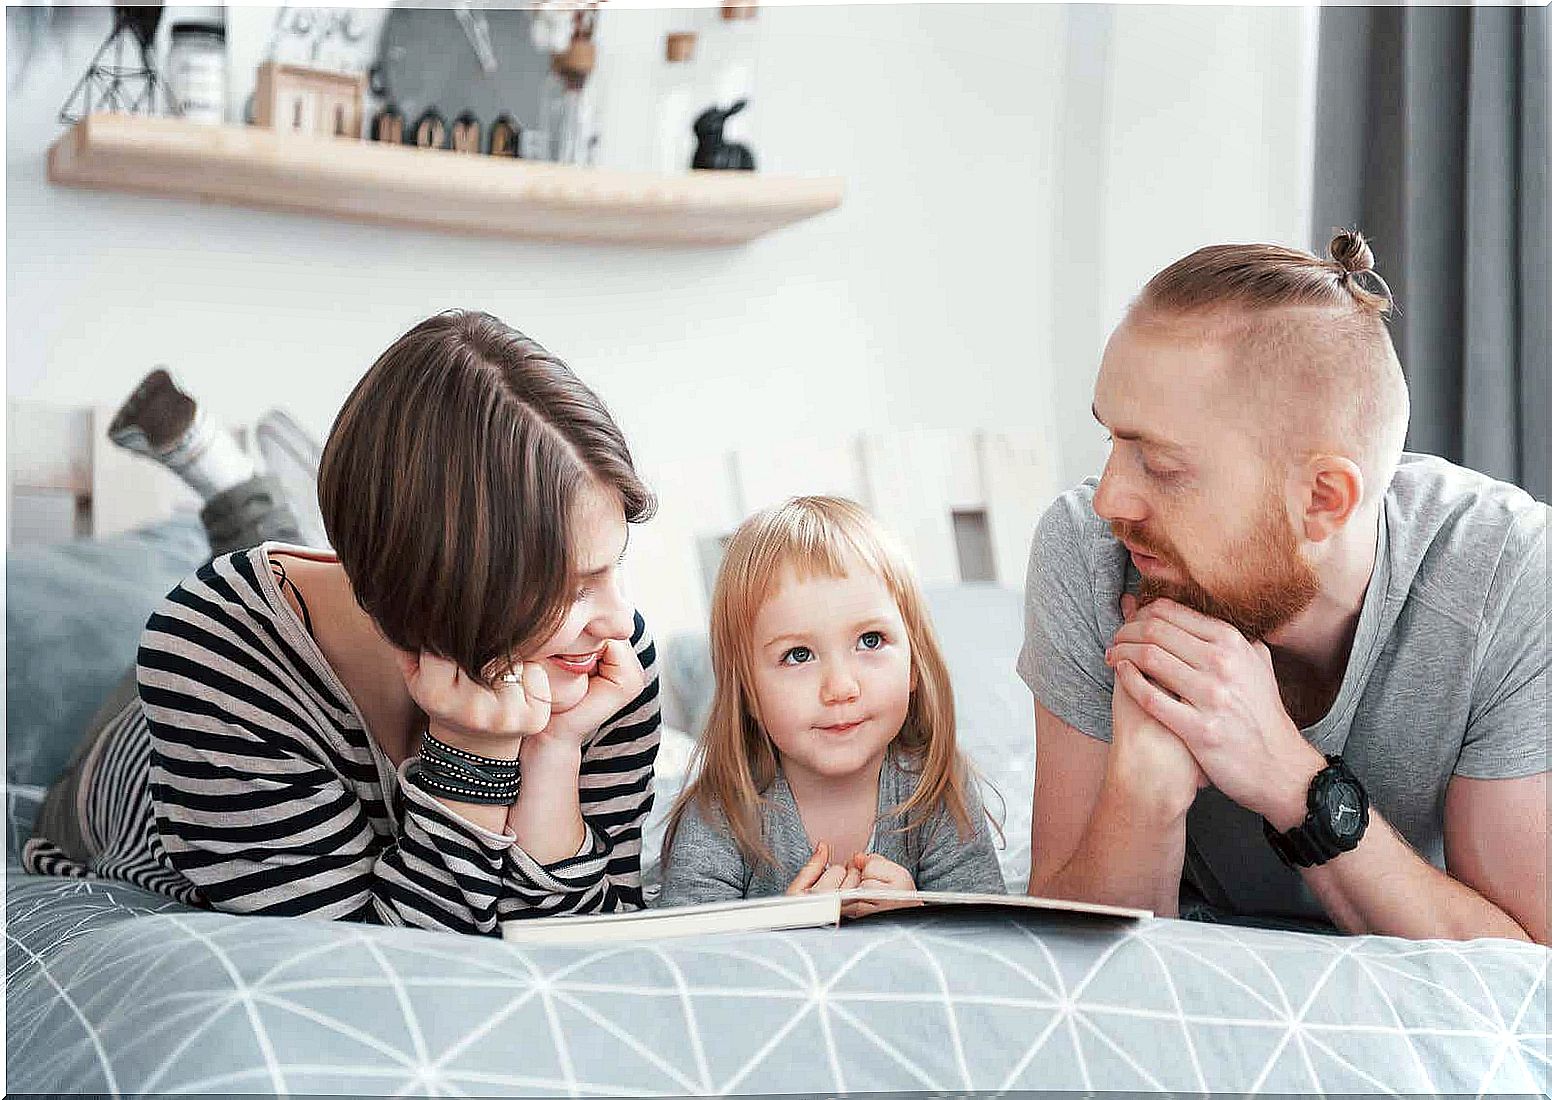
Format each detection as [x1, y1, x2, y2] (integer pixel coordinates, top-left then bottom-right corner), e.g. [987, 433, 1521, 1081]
[692, 100, 756, 171]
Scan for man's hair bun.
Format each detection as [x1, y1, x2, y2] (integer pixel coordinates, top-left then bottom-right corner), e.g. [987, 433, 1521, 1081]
[1329, 228, 1375, 275]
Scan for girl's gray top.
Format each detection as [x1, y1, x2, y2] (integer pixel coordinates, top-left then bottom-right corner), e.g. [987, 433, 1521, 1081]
[656, 750, 1007, 906]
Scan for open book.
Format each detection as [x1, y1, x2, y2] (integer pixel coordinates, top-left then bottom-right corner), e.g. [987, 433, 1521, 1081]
[501, 890, 1150, 946]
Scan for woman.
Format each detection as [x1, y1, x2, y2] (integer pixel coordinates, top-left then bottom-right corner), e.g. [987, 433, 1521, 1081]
[23, 311, 661, 936]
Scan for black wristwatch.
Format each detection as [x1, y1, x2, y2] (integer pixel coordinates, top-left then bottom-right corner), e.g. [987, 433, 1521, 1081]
[1262, 754, 1369, 868]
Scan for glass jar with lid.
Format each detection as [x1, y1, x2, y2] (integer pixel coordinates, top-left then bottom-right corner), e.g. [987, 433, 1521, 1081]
[167, 20, 228, 124]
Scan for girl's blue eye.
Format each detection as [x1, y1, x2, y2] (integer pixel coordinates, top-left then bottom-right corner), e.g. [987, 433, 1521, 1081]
[780, 646, 814, 666]
[572, 586, 591, 604]
[858, 630, 885, 651]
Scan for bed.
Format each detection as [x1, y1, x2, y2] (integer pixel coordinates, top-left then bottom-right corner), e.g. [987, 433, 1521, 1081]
[7, 405, 1547, 1095]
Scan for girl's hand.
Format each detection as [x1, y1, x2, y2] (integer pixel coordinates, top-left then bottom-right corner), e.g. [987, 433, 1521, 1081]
[398, 651, 551, 760]
[841, 853, 923, 918]
[786, 842, 864, 896]
[527, 638, 646, 754]
[850, 852, 915, 891]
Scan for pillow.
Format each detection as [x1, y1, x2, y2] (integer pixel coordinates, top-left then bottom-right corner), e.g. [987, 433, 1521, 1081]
[6, 516, 209, 791]
[924, 583, 1034, 889]
[656, 583, 1035, 890]
[639, 725, 696, 901]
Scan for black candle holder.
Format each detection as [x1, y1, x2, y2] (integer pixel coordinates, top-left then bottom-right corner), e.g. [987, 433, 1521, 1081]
[59, 6, 172, 125]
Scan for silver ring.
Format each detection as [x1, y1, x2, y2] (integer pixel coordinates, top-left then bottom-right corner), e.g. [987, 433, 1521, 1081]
[499, 670, 522, 685]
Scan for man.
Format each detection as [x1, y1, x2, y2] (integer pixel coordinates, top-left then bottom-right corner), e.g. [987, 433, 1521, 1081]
[1020, 233, 1547, 941]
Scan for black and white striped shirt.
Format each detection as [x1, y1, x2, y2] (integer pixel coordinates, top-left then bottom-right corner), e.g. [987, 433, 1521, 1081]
[23, 546, 661, 936]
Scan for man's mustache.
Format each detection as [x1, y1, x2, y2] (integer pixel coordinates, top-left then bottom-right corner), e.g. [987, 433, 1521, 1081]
[1111, 521, 1172, 561]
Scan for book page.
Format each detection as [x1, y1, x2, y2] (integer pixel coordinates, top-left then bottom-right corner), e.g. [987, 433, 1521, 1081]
[501, 890, 1147, 945]
[501, 893, 842, 945]
[837, 889, 1150, 921]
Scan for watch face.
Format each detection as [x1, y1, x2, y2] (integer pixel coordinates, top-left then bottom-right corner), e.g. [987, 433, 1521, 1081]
[1322, 779, 1365, 840]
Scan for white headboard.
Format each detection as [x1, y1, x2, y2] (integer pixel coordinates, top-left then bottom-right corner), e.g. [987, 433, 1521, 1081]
[630, 427, 1060, 645]
[6, 400, 210, 549]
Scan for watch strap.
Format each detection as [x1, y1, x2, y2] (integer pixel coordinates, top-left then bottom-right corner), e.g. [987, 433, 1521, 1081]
[1263, 811, 1346, 867]
[1263, 754, 1366, 869]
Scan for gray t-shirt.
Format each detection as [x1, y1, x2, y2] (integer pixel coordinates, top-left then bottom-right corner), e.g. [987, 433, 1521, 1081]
[656, 750, 1007, 906]
[1018, 453, 1548, 926]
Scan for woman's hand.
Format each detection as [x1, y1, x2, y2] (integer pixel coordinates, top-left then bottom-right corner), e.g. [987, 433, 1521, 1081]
[503, 638, 645, 848]
[786, 842, 864, 896]
[397, 651, 551, 761]
[841, 853, 923, 918]
[525, 638, 646, 754]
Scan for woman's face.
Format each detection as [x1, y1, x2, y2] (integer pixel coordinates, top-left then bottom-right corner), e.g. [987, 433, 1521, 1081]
[528, 482, 635, 714]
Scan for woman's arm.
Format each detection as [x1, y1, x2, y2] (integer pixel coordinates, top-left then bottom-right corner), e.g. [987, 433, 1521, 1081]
[142, 680, 533, 935]
[139, 575, 543, 936]
[500, 612, 662, 916]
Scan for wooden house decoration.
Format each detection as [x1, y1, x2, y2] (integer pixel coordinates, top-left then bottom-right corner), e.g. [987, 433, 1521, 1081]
[254, 61, 366, 139]
[450, 111, 482, 154]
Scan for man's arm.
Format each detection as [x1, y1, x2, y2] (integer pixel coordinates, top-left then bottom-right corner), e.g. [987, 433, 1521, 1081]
[1288, 772, 1546, 943]
[1017, 494, 1203, 915]
[1265, 773, 1545, 943]
[1110, 597, 1546, 943]
[1295, 501, 1547, 941]
[1443, 774, 1548, 942]
[1027, 701, 1196, 916]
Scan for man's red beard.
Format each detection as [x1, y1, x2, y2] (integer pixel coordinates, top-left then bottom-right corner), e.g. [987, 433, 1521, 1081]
[1112, 490, 1320, 639]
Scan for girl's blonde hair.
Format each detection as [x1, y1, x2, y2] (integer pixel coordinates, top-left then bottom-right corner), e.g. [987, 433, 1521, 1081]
[666, 495, 981, 869]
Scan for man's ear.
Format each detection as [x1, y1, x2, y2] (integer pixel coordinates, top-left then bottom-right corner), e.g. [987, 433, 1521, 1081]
[1299, 455, 1364, 542]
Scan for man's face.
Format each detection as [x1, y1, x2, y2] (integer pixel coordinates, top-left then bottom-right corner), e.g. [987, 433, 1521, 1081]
[1091, 317, 1319, 639]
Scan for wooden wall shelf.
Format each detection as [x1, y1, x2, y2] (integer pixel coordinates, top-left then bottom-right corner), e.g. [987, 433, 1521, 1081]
[47, 114, 844, 247]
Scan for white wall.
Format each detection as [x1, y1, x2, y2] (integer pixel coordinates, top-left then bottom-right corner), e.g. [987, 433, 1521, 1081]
[1045, 4, 1319, 483]
[7, 3, 1316, 581]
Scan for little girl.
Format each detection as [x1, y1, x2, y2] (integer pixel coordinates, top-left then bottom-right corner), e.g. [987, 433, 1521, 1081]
[658, 495, 1004, 910]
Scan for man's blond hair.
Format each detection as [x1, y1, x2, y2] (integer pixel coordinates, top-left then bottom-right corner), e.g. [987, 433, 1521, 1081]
[1130, 231, 1410, 500]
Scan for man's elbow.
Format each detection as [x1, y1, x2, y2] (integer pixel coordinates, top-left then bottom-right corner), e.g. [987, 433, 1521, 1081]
[1025, 856, 1069, 900]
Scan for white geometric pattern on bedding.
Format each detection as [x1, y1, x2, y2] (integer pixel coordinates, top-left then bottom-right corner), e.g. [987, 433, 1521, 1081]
[8, 866, 1547, 1096]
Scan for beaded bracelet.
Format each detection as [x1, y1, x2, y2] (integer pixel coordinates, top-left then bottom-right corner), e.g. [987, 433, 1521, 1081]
[416, 730, 521, 805]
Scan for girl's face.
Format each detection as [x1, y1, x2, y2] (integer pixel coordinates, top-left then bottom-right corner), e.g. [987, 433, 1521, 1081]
[747, 564, 914, 785]
[528, 482, 635, 714]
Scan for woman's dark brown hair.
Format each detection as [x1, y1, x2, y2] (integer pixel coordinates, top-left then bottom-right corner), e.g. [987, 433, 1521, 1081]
[317, 310, 654, 686]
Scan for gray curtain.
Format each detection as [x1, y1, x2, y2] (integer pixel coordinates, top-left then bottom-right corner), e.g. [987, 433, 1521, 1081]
[1312, 6, 1548, 502]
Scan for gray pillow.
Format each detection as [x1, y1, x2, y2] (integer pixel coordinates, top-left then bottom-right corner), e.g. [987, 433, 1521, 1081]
[925, 583, 1034, 888]
[6, 516, 208, 791]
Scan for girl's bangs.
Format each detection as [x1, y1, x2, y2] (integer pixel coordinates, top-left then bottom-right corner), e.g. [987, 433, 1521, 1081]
[746, 501, 897, 600]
